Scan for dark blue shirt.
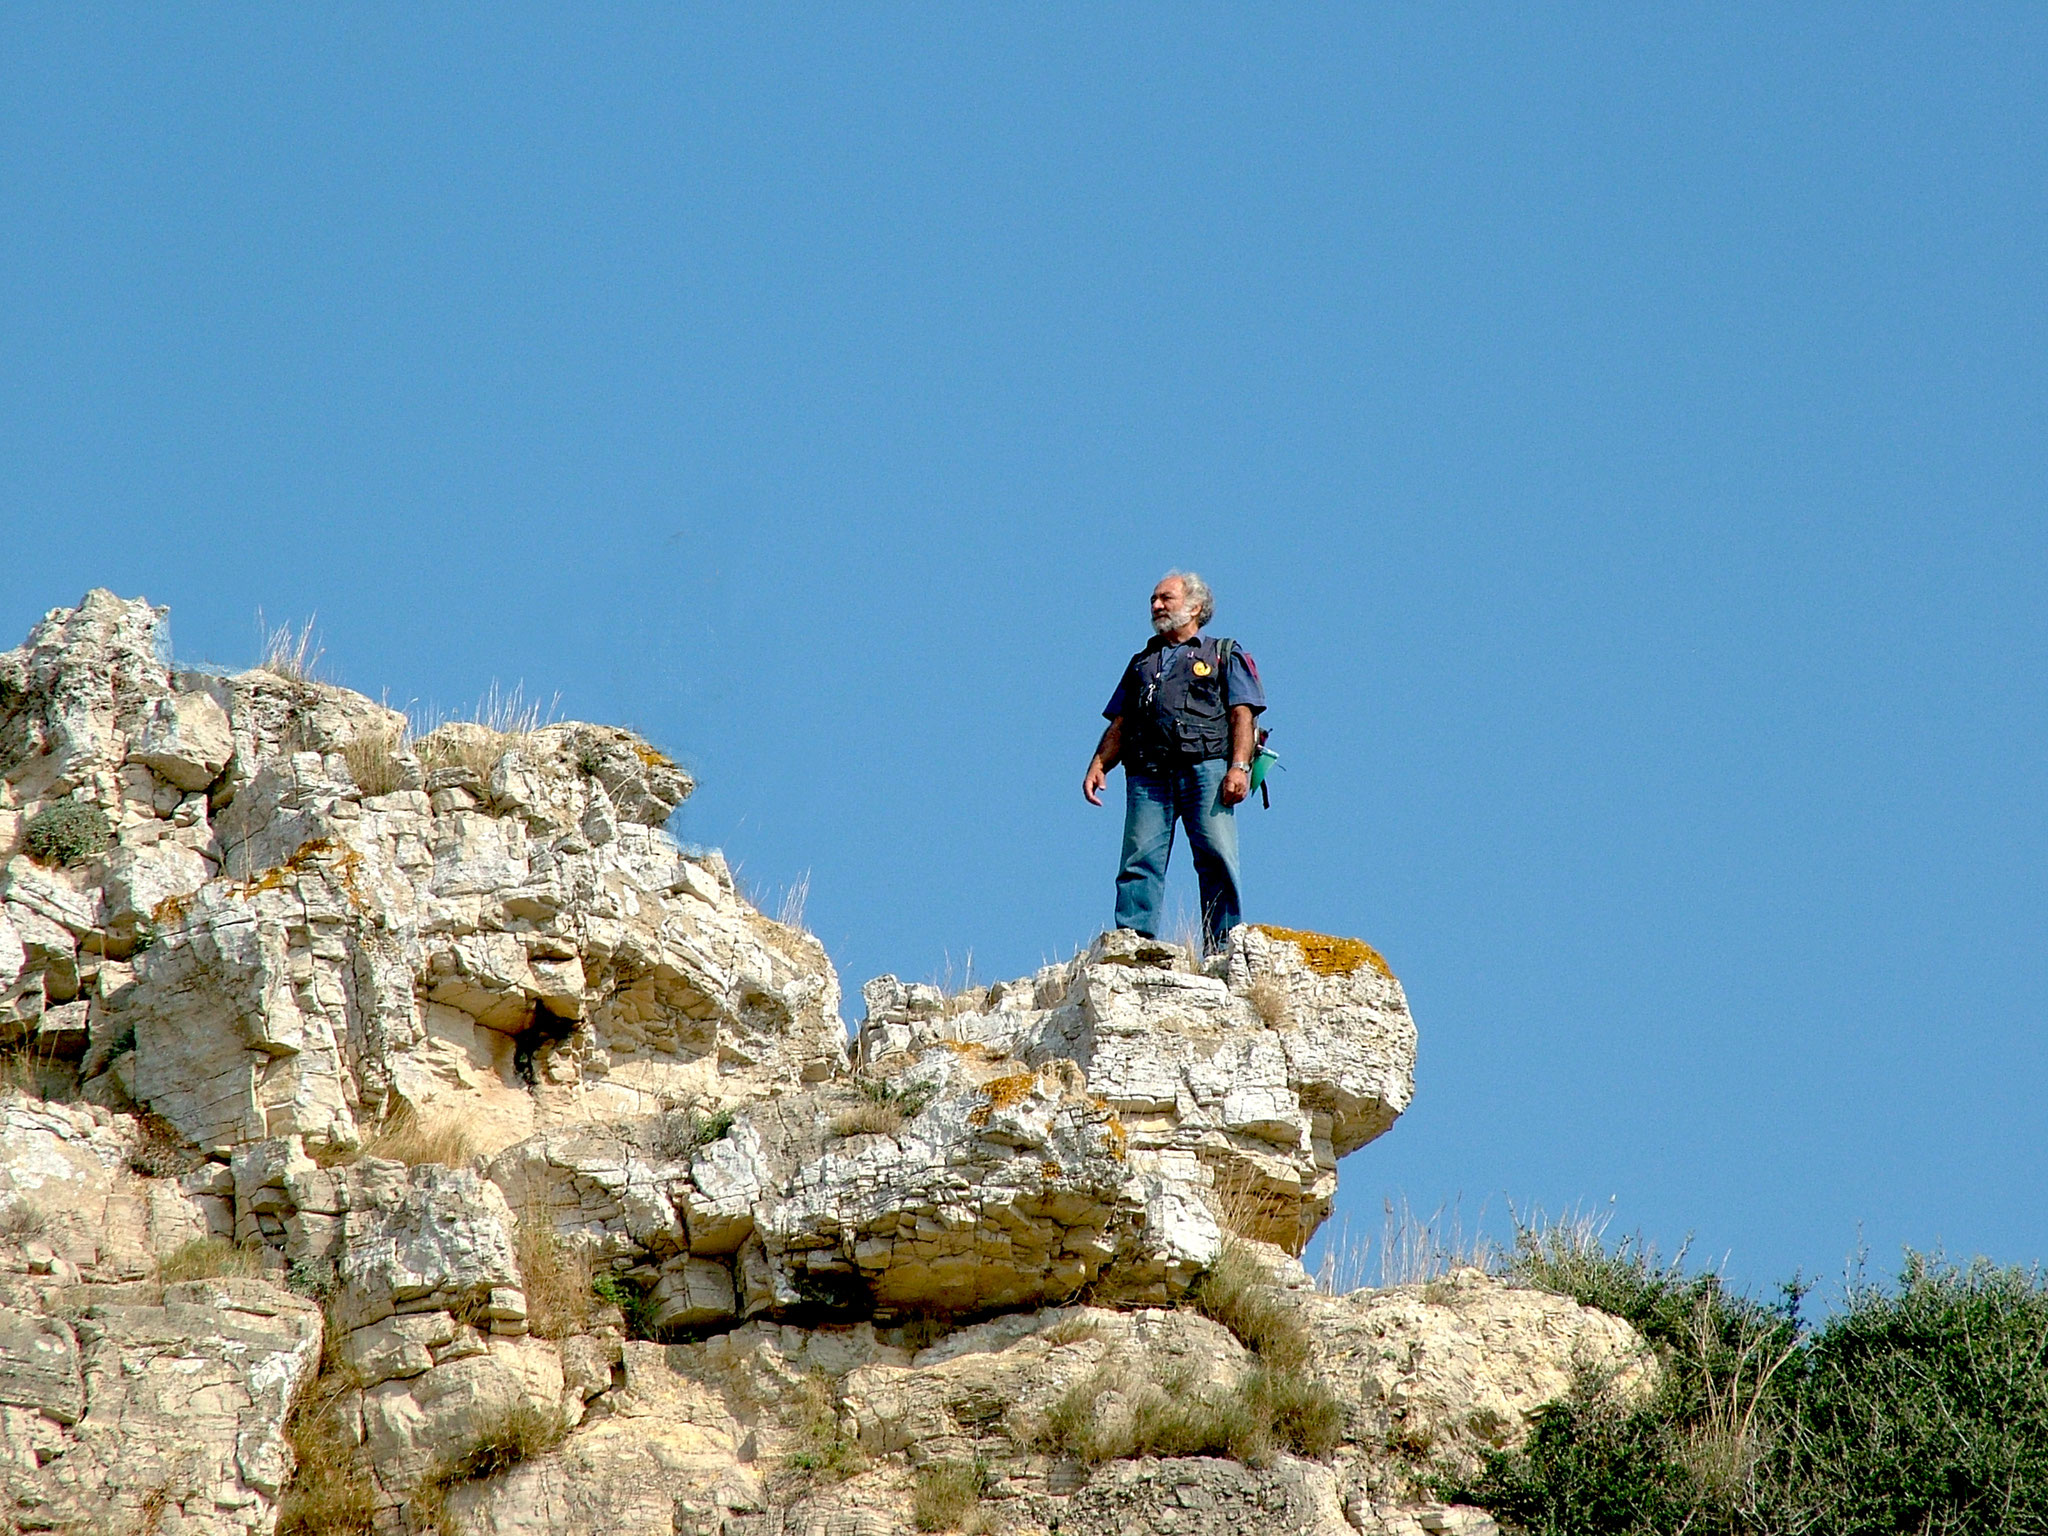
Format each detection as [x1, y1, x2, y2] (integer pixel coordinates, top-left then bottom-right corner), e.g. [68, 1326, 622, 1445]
[1105, 637, 1266, 721]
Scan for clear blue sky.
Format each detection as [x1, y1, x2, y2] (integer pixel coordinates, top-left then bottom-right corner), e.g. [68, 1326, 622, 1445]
[5, 8, 2043, 1300]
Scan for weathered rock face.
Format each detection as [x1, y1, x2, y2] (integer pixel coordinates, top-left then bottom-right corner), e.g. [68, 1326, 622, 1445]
[1307, 1266, 1654, 1479]
[0, 590, 1635, 1536]
[0, 1257, 322, 1536]
[857, 923, 1415, 1255]
[0, 592, 845, 1169]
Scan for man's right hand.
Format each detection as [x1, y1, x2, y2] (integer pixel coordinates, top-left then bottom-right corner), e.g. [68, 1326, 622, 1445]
[1083, 761, 1108, 806]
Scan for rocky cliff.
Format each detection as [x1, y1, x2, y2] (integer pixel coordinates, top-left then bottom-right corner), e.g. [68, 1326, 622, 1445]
[0, 592, 1648, 1536]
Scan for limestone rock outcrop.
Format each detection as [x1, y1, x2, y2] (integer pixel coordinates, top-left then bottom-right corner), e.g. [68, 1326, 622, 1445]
[0, 591, 1636, 1536]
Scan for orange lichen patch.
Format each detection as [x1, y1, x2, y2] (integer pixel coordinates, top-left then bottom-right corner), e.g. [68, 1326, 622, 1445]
[938, 1039, 1007, 1063]
[1100, 1115, 1129, 1162]
[967, 1070, 1041, 1127]
[150, 890, 196, 927]
[632, 742, 674, 769]
[1251, 924, 1393, 979]
[219, 837, 372, 916]
[1040, 1160, 1063, 1180]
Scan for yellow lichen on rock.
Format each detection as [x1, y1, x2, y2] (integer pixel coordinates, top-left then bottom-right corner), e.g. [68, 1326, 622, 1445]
[968, 1070, 1040, 1126]
[1251, 923, 1393, 979]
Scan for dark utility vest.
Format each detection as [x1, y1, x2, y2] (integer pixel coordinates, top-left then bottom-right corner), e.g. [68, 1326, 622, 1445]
[1121, 634, 1234, 770]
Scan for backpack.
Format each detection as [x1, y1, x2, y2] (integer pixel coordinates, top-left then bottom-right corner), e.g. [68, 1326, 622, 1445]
[1215, 638, 1281, 808]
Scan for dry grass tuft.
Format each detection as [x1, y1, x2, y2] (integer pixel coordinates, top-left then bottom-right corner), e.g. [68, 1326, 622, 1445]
[411, 1402, 567, 1535]
[157, 1237, 264, 1283]
[1040, 1312, 1104, 1347]
[1311, 1215, 1374, 1296]
[0, 1037, 81, 1103]
[1163, 907, 1208, 972]
[340, 721, 411, 796]
[1033, 1231, 1350, 1467]
[0, 1200, 50, 1242]
[415, 724, 510, 784]
[258, 612, 325, 682]
[360, 1104, 477, 1168]
[276, 1311, 377, 1536]
[413, 682, 556, 784]
[912, 1457, 988, 1531]
[1377, 1195, 1496, 1287]
[1188, 1237, 1313, 1373]
[830, 1100, 904, 1138]
[1678, 1291, 1800, 1510]
[830, 1074, 933, 1139]
[514, 1212, 593, 1341]
[645, 1102, 737, 1161]
[1034, 1356, 1340, 1469]
[1244, 974, 1290, 1029]
[776, 869, 811, 931]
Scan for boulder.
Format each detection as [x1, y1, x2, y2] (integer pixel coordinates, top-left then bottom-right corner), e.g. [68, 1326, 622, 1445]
[1304, 1267, 1655, 1478]
[129, 689, 234, 791]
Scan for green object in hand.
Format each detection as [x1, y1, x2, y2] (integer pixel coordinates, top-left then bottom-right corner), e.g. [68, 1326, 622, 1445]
[1248, 746, 1279, 797]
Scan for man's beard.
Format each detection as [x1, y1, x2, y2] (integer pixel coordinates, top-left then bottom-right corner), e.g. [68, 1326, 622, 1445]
[1152, 603, 1195, 635]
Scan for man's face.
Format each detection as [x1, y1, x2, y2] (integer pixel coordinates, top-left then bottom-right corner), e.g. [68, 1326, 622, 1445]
[1151, 578, 1191, 635]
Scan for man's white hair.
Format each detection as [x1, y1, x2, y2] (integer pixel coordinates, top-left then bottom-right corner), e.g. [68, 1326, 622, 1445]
[1162, 569, 1215, 627]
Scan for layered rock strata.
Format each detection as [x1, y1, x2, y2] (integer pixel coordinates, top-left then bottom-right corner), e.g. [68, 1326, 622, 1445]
[0, 592, 1637, 1536]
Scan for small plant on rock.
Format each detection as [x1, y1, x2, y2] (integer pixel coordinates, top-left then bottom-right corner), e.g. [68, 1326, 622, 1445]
[156, 1237, 264, 1283]
[515, 1211, 593, 1340]
[276, 1315, 377, 1536]
[830, 1074, 933, 1138]
[287, 1255, 339, 1299]
[779, 1370, 864, 1482]
[648, 1102, 736, 1160]
[128, 1112, 197, 1178]
[340, 721, 411, 796]
[23, 800, 111, 867]
[590, 1270, 659, 1339]
[912, 1457, 989, 1532]
[360, 1103, 476, 1168]
[1244, 974, 1290, 1029]
[1040, 1311, 1104, 1348]
[257, 612, 324, 681]
[411, 1403, 566, 1535]
[414, 682, 556, 782]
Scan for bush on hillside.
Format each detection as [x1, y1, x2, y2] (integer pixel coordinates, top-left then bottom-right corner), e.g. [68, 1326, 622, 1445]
[23, 801, 111, 866]
[1442, 1230, 2048, 1536]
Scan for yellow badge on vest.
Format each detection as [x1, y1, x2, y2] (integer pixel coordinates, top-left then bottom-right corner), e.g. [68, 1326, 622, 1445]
[1192, 660, 1212, 676]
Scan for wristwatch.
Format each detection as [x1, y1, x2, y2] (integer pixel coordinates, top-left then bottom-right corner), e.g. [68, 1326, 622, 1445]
[1229, 761, 1252, 772]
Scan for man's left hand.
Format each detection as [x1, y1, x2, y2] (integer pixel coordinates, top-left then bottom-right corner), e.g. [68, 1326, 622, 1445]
[1220, 767, 1250, 807]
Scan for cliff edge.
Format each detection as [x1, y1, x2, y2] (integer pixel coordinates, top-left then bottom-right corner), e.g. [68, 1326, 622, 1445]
[0, 592, 1646, 1536]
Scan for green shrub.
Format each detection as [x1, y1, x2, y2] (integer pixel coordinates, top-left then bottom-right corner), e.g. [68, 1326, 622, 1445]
[23, 801, 111, 867]
[648, 1103, 737, 1160]
[1770, 1255, 2048, 1534]
[780, 1370, 864, 1481]
[1444, 1234, 2048, 1536]
[590, 1270, 660, 1339]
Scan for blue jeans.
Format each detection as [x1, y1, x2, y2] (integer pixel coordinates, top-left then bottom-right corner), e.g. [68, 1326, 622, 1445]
[1115, 759, 1242, 954]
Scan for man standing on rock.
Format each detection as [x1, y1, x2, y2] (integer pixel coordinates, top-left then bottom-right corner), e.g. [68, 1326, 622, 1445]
[1083, 570, 1266, 956]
